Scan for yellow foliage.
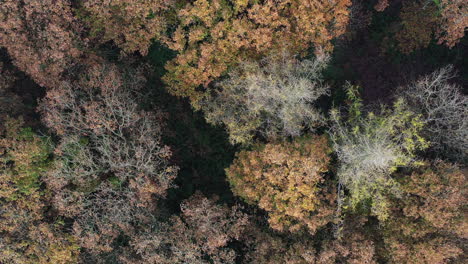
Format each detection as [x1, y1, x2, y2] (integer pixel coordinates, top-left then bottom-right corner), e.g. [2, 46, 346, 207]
[227, 135, 336, 234]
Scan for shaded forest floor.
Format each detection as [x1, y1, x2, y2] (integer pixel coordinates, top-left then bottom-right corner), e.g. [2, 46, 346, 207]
[326, 1, 467, 105]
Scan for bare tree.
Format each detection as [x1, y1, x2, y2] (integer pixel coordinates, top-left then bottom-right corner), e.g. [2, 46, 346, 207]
[201, 52, 330, 145]
[39, 64, 178, 257]
[40, 64, 177, 205]
[73, 183, 154, 255]
[400, 65, 467, 161]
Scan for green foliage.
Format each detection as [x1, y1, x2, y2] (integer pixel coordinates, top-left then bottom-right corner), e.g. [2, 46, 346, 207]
[330, 84, 429, 220]
[0, 117, 79, 263]
[1, 0, 466, 262]
[0, 118, 51, 199]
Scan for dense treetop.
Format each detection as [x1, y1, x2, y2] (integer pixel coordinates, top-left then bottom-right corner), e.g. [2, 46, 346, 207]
[0, 0, 466, 263]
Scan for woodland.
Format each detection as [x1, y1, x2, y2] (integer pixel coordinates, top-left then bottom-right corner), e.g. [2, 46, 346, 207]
[0, 0, 467, 263]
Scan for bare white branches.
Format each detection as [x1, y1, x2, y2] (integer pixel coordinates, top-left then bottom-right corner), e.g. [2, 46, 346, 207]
[200, 52, 330, 145]
[38, 64, 179, 256]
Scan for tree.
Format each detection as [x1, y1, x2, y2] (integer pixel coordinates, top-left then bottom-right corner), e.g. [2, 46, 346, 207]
[400, 65, 467, 161]
[77, 0, 174, 56]
[163, 0, 351, 106]
[72, 182, 155, 257]
[317, 232, 376, 264]
[201, 52, 330, 145]
[40, 64, 177, 203]
[330, 84, 428, 220]
[374, 0, 390, 12]
[38, 64, 178, 255]
[342, 0, 372, 41]
[122, 192, 249, 264]
[383, 161, 467, 263]
[0, 0, 82, 88]
[316, 216, 377, 264]
[395, 1, 439, 54]
[243, 214, 377, 264]
[375, 0, 467, 49]
[0, 117, 79, 263]
[243, 226, 318, 264]
[436, 0, 468, 47]
[226, 135, 336, 234]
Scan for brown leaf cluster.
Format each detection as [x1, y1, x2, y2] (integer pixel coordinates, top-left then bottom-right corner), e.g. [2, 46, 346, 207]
[396, 1, 439, 54]
[316, 216, 377, 264]
[72, 183, 155, 255]
[384, 161, 467, 263]
[81, 0, 174, 55]
[163, 0, 351, 106]
[244, 229, 318, 264]
[384, 0, 467, 52]
[0, 0, 82, 88]
[436, 0, 468, 47]
[374, 0, 390, 12]
[243, 215, 376, 264]
[317, 232, 376, 264]
[38, 64, 178, 254]
[123, 192, 249, 263]
[227, 135, 336, 234]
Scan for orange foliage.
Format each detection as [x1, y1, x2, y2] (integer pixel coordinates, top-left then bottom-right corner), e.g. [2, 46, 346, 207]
[80, 0, 174, 56]
[227, 135, 335, 234]
[0, 0, 82, 88]
[384, 161, 467, 263]
[163, 0, 351, 106]
[244, 228, 318, 263]
[436, 0, 468, 47]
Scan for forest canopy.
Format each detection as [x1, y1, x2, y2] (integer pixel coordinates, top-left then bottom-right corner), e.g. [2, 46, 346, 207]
[0, 0, 467, 263]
